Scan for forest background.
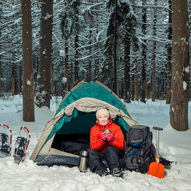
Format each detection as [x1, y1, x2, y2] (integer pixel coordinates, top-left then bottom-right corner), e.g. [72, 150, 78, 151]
[0, 0, 190, 131]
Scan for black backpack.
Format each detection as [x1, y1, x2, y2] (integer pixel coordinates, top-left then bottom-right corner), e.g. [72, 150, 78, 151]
[121, 125, 156, 173]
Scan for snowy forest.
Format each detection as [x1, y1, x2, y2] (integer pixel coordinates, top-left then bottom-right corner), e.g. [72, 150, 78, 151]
[0, 0, 190, 130]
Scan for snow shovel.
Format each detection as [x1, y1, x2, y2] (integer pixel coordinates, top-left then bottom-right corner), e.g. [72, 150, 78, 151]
[148, 127, 165, 178]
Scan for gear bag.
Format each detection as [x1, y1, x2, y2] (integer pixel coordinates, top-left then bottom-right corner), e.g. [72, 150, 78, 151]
[122, 125, 155, 173]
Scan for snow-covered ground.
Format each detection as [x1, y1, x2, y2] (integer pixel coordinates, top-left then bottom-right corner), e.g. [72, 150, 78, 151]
[0, 95, 191, 191]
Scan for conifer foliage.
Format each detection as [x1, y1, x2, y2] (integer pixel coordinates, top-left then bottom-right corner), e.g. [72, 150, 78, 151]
[0, 0, 190, 129]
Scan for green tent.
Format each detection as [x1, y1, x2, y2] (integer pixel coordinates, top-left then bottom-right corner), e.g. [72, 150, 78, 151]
[30, 81, 137, 166]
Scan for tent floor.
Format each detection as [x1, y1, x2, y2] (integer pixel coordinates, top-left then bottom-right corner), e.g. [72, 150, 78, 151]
[52, 134, 90, 156]
[35, 154, 80, 167]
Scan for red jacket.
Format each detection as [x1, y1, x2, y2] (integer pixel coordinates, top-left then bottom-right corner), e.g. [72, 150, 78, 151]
[90, 119, 125, 153]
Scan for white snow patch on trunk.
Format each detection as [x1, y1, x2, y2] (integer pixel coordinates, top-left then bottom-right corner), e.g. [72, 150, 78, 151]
[62, 77, 67, 84]
[184, 66, 190, 73]
[183, 81, 187, 90]
[26, 80, 31, 86]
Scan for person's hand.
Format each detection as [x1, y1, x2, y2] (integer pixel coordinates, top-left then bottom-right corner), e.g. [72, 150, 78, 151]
[106, 131, 114, 142]
[100, 131, 107, 141]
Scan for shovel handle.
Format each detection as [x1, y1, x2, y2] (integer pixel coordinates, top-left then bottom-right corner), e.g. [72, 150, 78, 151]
[153, 127, 163, 131]
[153, 127, 163, 158]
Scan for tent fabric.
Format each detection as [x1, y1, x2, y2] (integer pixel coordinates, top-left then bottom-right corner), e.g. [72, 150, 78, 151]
[54, 81, 134, 118]
[30, 81, 138, 164]
[49, 97, 137, 141]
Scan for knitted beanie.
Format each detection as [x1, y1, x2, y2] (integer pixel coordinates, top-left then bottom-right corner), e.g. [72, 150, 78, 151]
[96, 109, 109, 119]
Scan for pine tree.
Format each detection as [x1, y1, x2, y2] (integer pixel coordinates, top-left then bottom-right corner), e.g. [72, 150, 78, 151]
[150, 0, 157, 101]
[36, 0, 53, 108]
[60, 0, 81, 88]
[105, 0, 137, 94]
[21, 0, 35, 121]
[11, 63, 16, 96]
[119, 2, 138, 102]
[166, 0, 172, 104]
[0, 1, 2, 97]
[105, 0, 119, 92]
[170, 0, 190, 131]
[140, 0, 147, 103]
[60, 3, 70, 93]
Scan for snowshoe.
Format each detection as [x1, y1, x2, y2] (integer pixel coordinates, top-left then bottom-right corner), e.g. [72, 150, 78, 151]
[13, 126, 31, 164]
[0, 124, 12, 158]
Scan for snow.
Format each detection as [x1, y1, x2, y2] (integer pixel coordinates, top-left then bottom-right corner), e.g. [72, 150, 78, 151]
[183, 81, 187, 90]
[61, 77, 67, 84]
[96, 29, 104, 42]
[184, 66, 190, 73]
[42, 50, 46, 54]
[26, 80, 31, 86]
[0, 95, 191, 191]
[59, 49, 65, 57]
[121, 0, 132, 6]
[44, 13, 52, 20]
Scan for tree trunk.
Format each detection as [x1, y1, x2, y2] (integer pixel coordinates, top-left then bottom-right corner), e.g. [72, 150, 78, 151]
[36, 0, 53, 108]
[124, 36, 131, 102]
[134, 61, 139, 101]
[70, 60, 73, 89]
[62, 36, 69, 97]
[94, 10, 100, 81]
[113, 0, 118, 93]
[21, 0, 35, 122]
[141, 0, 147, 103]
[94, 28, 100, 81]
[151, 60, 156, 101]
[170, 0, 190, 131]
[166, 0, 172, 104]
[64, 36, 69, 91]
[51, 62, 54, 95]
[88, 61, 92, 82]
[0, 71, 2, 97]
[16, 65, 22, 95]
[87, 29, 92, 82]
[0, 3, 3, 97]
[74, 33, 79, 85]
[0, 62, 2, 97]
[131, 74, 134, 100]
[94, 57, 100, 81]
[11, 63, 15, 96]
[150, 0, 157, 101]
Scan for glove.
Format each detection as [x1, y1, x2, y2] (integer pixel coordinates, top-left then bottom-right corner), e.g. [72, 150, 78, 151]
[100, 131, 107, 141]
[106, 131, 114, 142]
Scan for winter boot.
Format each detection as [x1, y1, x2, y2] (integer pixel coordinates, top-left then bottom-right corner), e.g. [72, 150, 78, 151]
[110, 167, 123, 178]
[95, 167, 109, 177]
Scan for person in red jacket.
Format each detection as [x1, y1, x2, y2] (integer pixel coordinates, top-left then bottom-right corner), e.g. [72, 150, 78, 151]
[88, 108, 125, 177]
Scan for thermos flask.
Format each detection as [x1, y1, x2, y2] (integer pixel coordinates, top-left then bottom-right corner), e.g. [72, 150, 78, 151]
[79, 150, 88, 172]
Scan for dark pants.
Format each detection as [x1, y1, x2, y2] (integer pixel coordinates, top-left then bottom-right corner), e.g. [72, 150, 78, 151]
[88, 146, 123, 172]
